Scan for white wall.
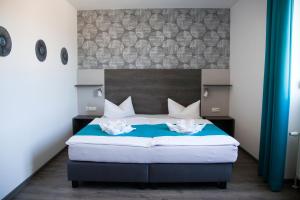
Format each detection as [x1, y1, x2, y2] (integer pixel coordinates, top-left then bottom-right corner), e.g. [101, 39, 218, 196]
[0, 0, 77, 199]
[77, 69, 105, 115]
[286, 0, 300, 179]
[68, 0, 239, 10]
[201, 69, 230, 116]
[230, 0, 267, 158]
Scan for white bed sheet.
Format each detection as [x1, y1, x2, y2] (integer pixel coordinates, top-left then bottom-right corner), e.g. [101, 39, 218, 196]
[66, 114, 239, 163]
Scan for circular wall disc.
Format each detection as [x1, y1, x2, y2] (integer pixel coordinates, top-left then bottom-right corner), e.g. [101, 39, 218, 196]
[0, 26, 12, 57]
[60, 47, 68, 65]
[35, 39, 47, 62]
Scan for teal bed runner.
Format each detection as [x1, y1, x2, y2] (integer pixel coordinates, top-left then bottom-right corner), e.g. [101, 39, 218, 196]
[75, 124, 228, 137]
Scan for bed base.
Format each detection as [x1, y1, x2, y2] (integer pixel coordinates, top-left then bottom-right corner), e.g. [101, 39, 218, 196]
[68, 160, 232, 189]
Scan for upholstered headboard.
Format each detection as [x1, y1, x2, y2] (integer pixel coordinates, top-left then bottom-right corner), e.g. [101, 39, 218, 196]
[105, 69, 202, 114]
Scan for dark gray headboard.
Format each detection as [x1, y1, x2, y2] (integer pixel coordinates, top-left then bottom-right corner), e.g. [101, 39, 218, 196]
[105, 69, 202, 114]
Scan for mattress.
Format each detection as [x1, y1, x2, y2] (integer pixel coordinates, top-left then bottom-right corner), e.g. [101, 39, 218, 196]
[68, 144, 238, 163]
[67, 114, 239, 163]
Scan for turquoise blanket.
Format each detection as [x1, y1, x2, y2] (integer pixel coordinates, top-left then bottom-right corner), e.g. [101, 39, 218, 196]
[75, 123, 228, 137]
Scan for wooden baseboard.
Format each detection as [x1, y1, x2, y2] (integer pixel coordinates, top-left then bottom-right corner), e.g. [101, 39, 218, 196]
[3, 146, 66, 200]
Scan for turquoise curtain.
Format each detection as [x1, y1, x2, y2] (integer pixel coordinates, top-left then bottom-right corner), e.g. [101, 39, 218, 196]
[259, 0, 294, 192]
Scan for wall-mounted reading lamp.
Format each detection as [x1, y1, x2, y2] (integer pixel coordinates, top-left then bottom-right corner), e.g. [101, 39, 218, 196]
[203, 84, 232, 98]
[97, 87, 103, 97]
[74, 84, 104, 97]
[203, 88, 209, 98]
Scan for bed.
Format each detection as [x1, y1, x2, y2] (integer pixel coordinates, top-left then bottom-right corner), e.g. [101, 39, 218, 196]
[66, 69, 239, 189]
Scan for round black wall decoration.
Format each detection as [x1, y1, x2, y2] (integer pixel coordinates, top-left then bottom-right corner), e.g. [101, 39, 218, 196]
[0, 26, 12, 57]
[60, 47, 68, 65]
[35, 39, 47, 62]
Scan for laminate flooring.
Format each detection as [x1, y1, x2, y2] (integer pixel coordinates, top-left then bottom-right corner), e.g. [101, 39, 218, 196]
[12, 149, 300, 200]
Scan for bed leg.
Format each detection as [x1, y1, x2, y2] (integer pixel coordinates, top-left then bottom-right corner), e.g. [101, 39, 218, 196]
[137, 183, 147, 189]
[149, 183, 158, 189]
[72, 181, 79, 188]
[218, 182, 227, 189]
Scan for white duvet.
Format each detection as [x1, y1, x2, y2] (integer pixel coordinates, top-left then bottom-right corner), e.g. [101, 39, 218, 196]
[66, 115, 240, 148]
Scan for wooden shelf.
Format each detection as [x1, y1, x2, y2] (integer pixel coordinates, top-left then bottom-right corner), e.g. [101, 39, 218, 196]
[203, 84, 232, 87]
[75, 84, 103, 87]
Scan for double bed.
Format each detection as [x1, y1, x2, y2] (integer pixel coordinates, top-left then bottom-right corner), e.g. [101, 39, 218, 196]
[66, 69, 239, 189]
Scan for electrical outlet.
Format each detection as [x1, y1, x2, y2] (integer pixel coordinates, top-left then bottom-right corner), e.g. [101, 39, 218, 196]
[86, 106, 97, 111]
[211, 107, 221, 112]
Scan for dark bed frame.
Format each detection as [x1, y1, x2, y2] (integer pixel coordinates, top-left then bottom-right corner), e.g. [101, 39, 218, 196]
[68, 69, 233, 189]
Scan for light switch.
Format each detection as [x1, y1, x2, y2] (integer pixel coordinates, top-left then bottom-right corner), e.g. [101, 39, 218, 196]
[212, 107, 221, 112]
[86, 106, 97, 111]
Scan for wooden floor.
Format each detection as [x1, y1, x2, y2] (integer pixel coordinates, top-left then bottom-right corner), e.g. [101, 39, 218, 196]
[12, 149, 299, 200]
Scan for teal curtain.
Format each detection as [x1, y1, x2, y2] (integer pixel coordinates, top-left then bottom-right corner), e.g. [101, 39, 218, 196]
[259, 0, 294, 192]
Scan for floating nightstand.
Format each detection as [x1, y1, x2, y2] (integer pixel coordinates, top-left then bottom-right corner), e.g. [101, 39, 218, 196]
[203, 116, 235, 137]
[72, 115, 102, 135]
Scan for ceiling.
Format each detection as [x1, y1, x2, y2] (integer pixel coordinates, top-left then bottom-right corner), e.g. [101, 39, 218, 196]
[68, 0, 239, 10]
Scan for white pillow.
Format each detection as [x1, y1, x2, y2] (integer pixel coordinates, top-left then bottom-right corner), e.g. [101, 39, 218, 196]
[168, 98, 200, 119]
[104, 96, 135, 119]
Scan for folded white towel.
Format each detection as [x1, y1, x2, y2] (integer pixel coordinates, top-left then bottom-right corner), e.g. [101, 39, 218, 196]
[166, 120, 206, 134]
[99, 120, 136, 135]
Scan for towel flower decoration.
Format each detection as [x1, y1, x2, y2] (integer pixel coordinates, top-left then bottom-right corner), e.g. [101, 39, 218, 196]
[166, 120, 206, 134]
[99, 120, 136, 135]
